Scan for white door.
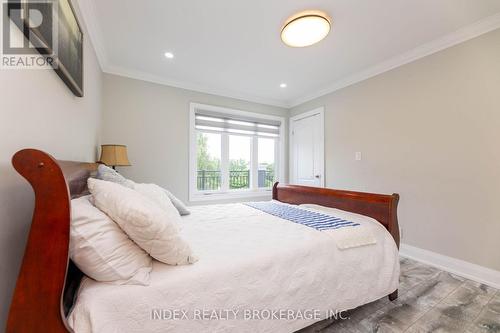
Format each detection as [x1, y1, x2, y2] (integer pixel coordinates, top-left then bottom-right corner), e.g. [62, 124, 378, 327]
[290, 108, 325, 187]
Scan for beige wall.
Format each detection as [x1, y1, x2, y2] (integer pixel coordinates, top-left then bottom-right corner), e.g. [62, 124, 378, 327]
[0, 5, 103, 330]
[101, 74, 288, 205]
[290, 29, 500, 271]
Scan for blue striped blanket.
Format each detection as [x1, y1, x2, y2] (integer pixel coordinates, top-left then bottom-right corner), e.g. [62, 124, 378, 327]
[245, 201, 360, 231]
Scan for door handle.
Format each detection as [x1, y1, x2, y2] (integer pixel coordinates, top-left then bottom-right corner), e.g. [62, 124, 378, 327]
[315, 175, 321, 179]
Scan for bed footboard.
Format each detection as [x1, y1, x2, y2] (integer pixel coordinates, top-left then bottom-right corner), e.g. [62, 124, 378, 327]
[272, 183, 400, 301]
[272, 183, 400, 248]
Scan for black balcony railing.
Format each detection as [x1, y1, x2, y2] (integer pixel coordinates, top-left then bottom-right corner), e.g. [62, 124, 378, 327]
[197, 170, 274, 191]
[259, 170, 275, 189]
[196, 170, 222, 191]
[229, 170, 250, 189]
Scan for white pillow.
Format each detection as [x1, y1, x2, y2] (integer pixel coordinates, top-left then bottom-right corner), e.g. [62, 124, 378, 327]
[95, 164, 191, 216]
[70, 196, 152, 285]
[134, 183, 180, 218]
[88, 178, 198, 265]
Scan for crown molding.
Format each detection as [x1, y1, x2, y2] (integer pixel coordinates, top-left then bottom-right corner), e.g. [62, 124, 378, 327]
[76, 3, 500, 110]
[288, 12, 500, 108]
[75, 1, 287, 108]
[75, 0, 108, 69]
[103, 64, 290, 108]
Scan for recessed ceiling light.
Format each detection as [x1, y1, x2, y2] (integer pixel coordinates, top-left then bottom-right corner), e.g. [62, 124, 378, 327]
[280, 83, 287, 88]
[281, 10, 331, 47]
[164, 52, 174, 59]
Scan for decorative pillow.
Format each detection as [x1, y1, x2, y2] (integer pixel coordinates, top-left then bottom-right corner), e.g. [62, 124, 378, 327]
[70, 196, 152, 285]
[88, 178, 198, 265]
[162, 189, 191, 216]
[95, 164, 191, 215]
[134, 183, 181, 220]
[95, 164, 135, 189]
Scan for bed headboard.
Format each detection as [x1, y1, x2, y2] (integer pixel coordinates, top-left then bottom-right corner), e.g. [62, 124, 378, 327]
[273, 183, 400, 248]
[7, 149, 97, 333]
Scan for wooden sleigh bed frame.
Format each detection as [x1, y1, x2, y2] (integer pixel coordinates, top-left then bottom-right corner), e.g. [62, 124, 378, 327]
[6, 149, 400, 333]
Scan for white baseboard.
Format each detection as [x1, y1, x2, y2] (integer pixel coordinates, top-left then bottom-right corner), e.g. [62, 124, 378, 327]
[400, 243, 500, 290]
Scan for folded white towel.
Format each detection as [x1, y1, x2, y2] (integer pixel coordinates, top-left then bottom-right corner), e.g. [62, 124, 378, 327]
[300, 204, 377, 250]
[322, 226, 377, 250]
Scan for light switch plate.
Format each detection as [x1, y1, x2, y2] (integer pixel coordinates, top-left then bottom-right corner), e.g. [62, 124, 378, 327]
[355, 152, 362, 161]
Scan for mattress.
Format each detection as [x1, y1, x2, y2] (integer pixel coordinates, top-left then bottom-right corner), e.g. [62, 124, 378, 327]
[68, 203, 399, 333]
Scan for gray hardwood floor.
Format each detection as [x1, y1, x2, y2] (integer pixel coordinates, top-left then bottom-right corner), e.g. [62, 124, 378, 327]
[299, 258, 500, 333]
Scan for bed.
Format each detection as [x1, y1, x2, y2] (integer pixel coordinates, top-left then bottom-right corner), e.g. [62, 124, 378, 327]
[6, 149, 401, 333]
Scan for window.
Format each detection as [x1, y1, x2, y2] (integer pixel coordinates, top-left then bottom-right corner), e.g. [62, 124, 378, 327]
[228, 135, 251, 190]
[258, 137, 276, 188]
[190, 103, 284, 201]
[196, 132, 221, 191]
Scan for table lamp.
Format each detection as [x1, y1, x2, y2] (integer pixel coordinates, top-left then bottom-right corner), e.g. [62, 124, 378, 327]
[99, 144, 131, 170]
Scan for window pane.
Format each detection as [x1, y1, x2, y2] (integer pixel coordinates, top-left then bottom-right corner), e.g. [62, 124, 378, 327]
[258, 138, 276, 188]
[197, 132, 221, 191]
[229, 135, 251, 189]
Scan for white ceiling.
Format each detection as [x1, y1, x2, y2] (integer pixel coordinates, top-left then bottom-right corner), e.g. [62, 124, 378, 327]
[79, 0, 500, 108]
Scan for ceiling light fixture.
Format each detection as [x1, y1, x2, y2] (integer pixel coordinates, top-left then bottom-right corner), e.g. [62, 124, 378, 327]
[164, 52, 174, 59]
[280, 83, 287, 88]
[281, 10, 331, 47]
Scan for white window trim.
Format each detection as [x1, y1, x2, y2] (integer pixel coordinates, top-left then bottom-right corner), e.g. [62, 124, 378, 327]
[189, 103, 285, 202]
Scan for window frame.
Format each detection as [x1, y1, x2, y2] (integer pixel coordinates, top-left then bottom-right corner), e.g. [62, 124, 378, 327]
[189, 103, 285, 202]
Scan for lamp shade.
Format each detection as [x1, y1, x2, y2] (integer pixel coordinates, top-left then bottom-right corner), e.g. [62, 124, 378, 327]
[99, 145, 131, 167]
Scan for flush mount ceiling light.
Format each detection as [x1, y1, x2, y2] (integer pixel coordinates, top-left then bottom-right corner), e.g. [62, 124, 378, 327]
[164, 52, 174, 59]
[281, 10, 331, 47]
[280, 83, 287, 88]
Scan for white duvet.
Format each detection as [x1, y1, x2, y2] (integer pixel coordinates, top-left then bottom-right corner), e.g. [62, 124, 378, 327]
[68, 203, 399, 333]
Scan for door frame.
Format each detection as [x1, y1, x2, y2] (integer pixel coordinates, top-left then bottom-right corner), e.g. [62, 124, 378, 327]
[289, 107, 325, 187]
